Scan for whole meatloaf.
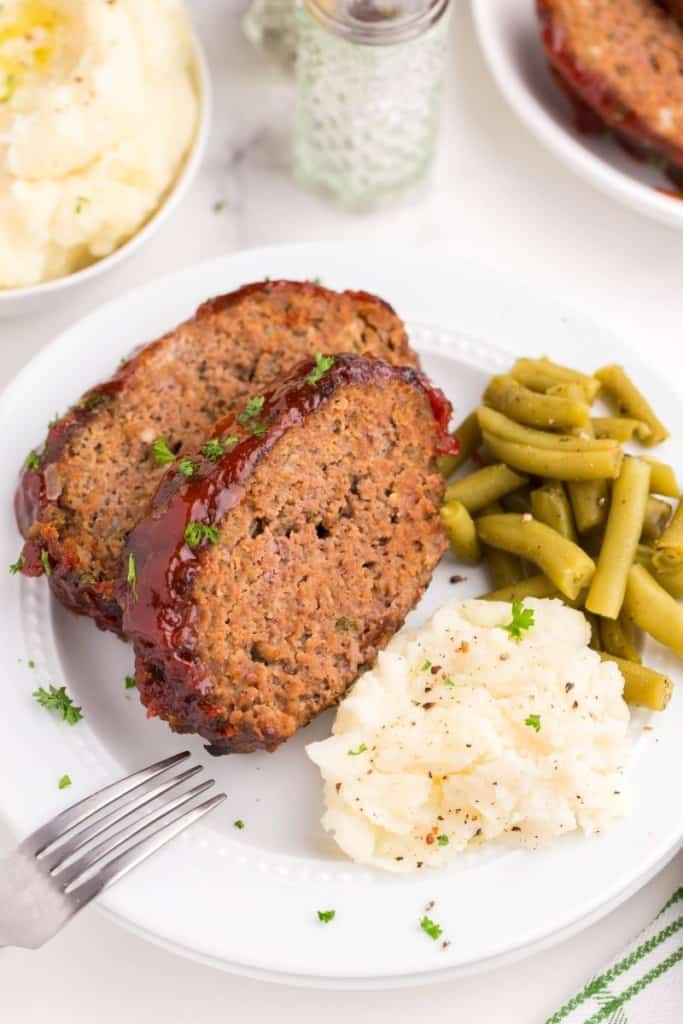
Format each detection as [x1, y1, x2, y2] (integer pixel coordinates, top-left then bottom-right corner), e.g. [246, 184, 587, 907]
[14, 281, 416, 637]
[538, 0, 683, 178]
[119, 354, 455, 754]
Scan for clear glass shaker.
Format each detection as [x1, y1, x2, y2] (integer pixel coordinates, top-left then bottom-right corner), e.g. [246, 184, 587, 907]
[242, 0, 298, 75]
[293, 0, 452, 211]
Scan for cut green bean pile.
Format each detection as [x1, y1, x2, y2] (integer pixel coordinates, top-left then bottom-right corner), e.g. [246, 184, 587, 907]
[439, 356, 679, 712]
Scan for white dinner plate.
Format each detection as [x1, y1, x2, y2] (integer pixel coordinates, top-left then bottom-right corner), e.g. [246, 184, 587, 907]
[0, 243, 681, 988]
[472, 0, 683, 230]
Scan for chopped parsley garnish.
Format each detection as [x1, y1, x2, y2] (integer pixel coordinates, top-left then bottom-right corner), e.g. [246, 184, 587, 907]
[251, 420, 267, 437]
[48, 413, 60, 429]
[212, 199, 226, 213]
[58, 774, 72, 790]
[0, 73, 18, 104]
[420, 659, 432, 672]
[347, 743, 367, 756]
[151, 436, 175, 466]
[238, 396, 265, 425]
[525, 714, 541, 733]
[184, 522, 219, 548]
[437, 835, 449, 847]
[178, 457, 195, 478]
[25, 449, 40, 471]
[305, 352, 335, 386]
[80, 572, 96, 585]
[74, 195, 90, 215]
[233, 819, 245, 830]
[127, 553, 137, 600]
[500, 600, 535, 642]
[79, 392, 103, 410]
[40, 549, 51, 576]
[201, 435, 238, 460]
[9, 554, 24, 575]
[444, 677, 455, 688]
[27, 659, 35, 669]
[125, 675, 136, 689]
[335, 616, 356, 631]
[33, 685, 83, 725]
[312, 276, 322, 285]
[317, 909, 335, 923]
[420, 916, 443, 941]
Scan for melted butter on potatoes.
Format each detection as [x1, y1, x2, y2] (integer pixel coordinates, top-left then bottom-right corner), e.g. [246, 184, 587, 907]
[0, 0, 198, 288]
[307, 598, 630, 873]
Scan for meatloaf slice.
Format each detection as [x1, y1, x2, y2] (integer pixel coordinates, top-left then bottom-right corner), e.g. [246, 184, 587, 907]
[119, 354, 455, 754]
[538, 0, 683, 178]
[14, 281, 416, 637]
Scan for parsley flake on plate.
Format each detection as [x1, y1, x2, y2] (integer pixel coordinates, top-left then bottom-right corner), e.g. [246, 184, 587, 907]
[33, 685, 82, 725]
[347, 743, 367, 756]
[500, 600, 535, 642]
[40, 549, 51, 576]
[28, 659, 35, 669]
[125, 675, 136, 690]
[212, 199, 226, 214]
[25, 449, 40, 471]
[305, 352, 335, 386]
[317, 909, 335, 923]
[525, 713, 541, 733]
[58, 774, 72, 790]
[420, 916, 443, 941]
[233, 819, 245, 830]
[9, 554, 24, 575]
[151, 436, 175, 466]
[184, 522, 219, 548]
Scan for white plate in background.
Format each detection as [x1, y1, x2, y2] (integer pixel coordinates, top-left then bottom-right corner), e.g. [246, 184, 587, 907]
[0, 242, 680, 987]
[472, 0, 683, 230]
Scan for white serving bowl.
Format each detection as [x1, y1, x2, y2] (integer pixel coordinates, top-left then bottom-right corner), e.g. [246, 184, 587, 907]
[0, 33, 211, 320]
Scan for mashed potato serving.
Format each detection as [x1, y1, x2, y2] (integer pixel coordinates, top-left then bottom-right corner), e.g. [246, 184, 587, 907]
[307, 598, 630, 873]
[0, 0, 198, 288]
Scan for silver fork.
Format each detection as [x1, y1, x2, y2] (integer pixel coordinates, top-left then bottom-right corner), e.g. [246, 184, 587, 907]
[0, 751, 225, 949]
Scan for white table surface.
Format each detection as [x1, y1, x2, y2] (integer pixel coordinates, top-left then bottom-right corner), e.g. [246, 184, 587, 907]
[1, 1, 681, 1020]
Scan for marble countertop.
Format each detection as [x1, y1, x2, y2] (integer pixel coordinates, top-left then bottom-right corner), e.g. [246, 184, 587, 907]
[0, 1, 681, 1021]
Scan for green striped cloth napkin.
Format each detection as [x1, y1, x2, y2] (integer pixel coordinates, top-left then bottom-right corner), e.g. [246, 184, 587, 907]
[546, 888, 682, 1024]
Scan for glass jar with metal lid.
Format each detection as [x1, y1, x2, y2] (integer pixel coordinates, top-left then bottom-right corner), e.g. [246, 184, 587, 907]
[293, 0, 452, 211]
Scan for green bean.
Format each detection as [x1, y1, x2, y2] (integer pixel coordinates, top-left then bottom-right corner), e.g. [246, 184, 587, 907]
[595, 364, 669, 446]
[484, 374, 590, 431]
[436, 412, 482, 479]
[592, 416, 652, 443]
[510, 357, 601, 402]
[585, 457, 651, 619]
[643, 458, 680, 498]
[634, 544, 683, 598]
[599, 654, 672, 711]
[585, 612, 602, 651]
[478, 502, 525, 588]
[567, 420, 609, 534]
[599, 615, 641, 664]
[478, 407, 617, 451]
[622, 564, 683, 657]
[440, 500, 481, 564]
[476, 513, 595, 599]
[651, 495, 683, 569]
[483, 432, 623, 482]
[641, 496, 672, 542]
[479, 574, 559, 602]
[530, 482, 577, 540]
[547, 382, 587, 403]
[444, 463, 528, 513]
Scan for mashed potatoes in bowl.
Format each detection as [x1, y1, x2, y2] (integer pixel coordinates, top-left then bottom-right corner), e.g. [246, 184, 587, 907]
[307, 598, 630, 873]
[0, 0, 200, 290]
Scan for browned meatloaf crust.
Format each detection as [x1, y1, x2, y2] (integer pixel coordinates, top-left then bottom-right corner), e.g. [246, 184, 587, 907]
[14, 281, 417, 637]
[538, 0, 683, 179]
[119, 354, 455, 755]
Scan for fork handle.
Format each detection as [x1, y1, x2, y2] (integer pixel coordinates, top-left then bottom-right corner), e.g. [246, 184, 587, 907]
[0, 851, 72, 949]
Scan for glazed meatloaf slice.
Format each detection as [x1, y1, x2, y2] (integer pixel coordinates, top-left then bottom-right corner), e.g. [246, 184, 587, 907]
[14, 281, 416, 637]
[119, 354, 456, 754]
[538, 0, 683, 178]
